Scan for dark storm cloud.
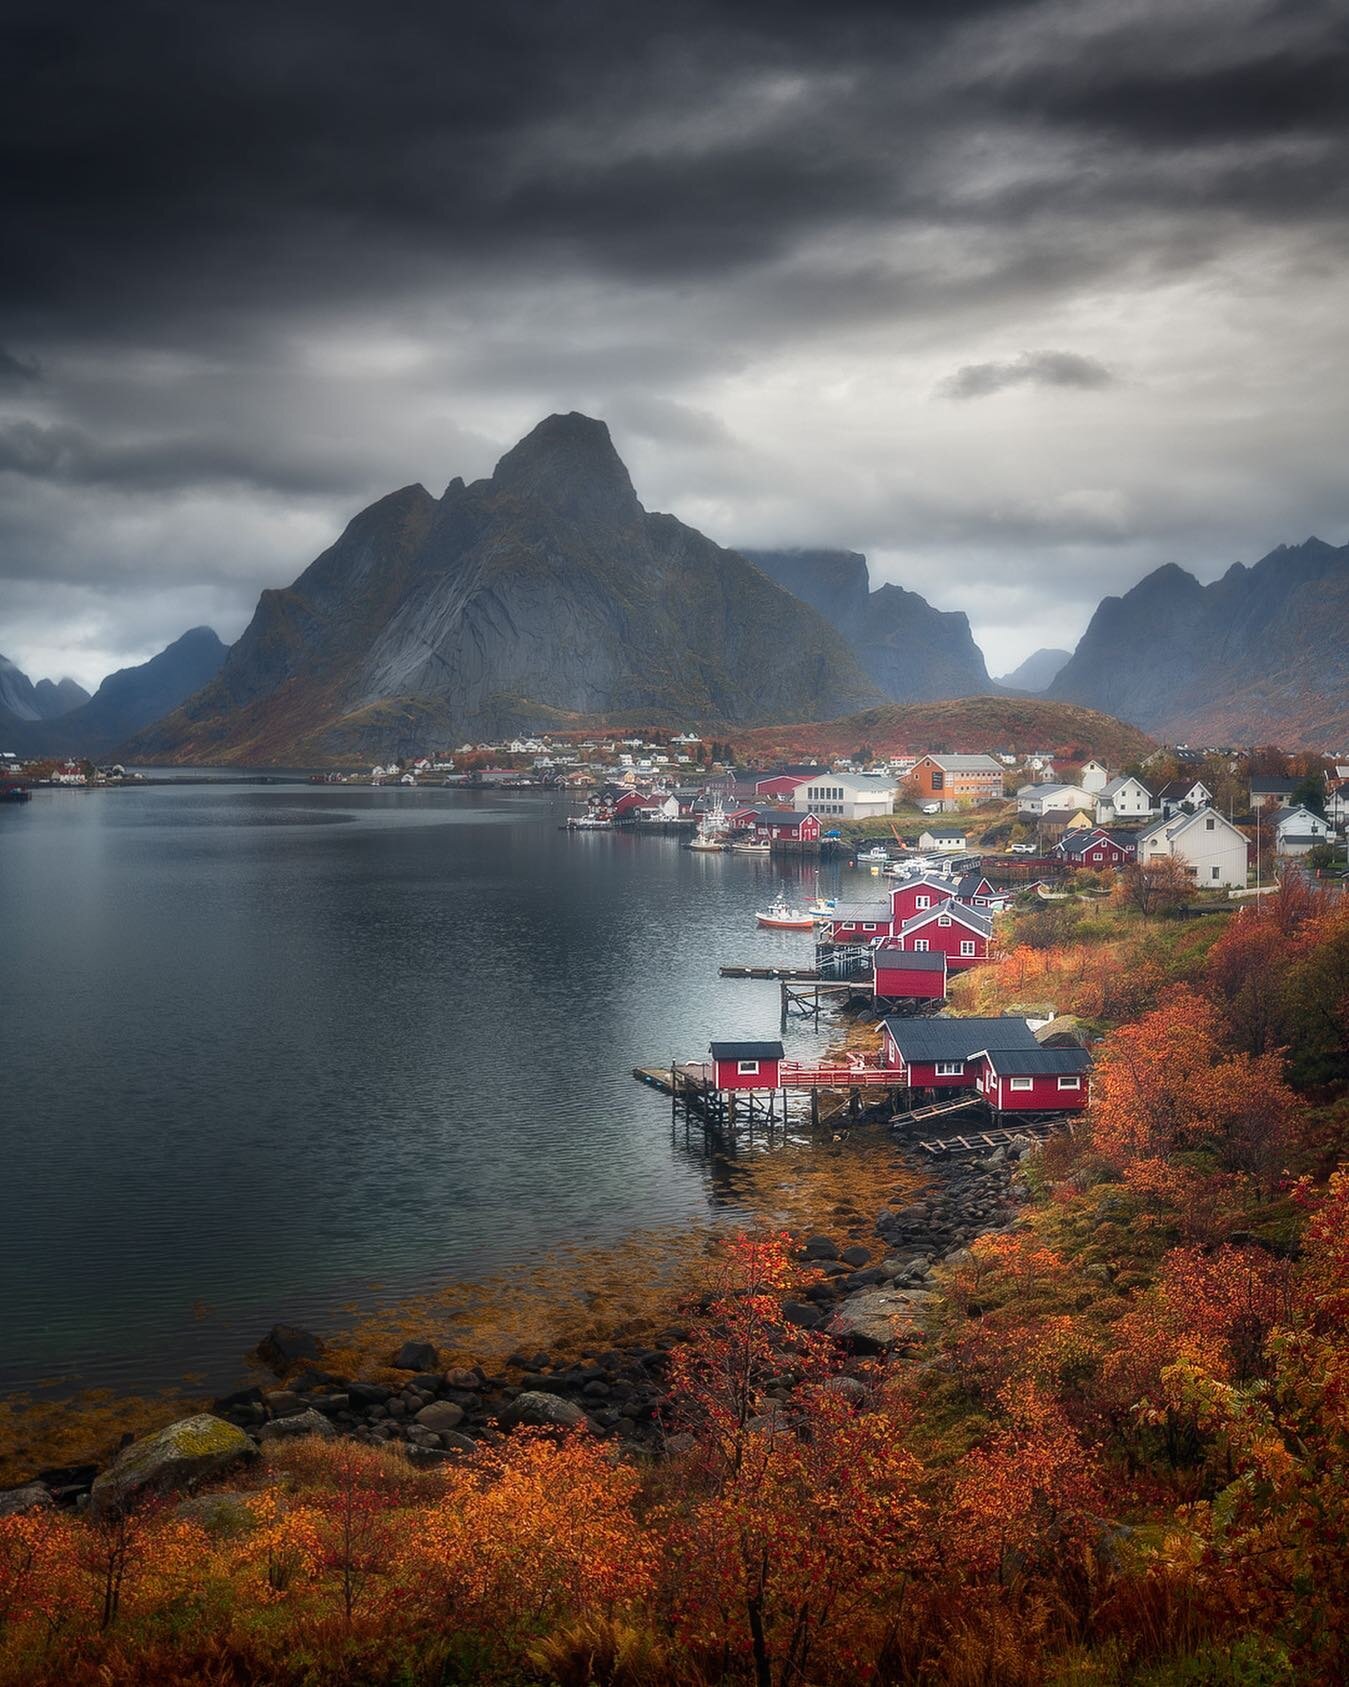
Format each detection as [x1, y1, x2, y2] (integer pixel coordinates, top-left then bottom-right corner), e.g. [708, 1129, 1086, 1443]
[939, 350, 1116, 400]
[2, 0, 1348, 683]
[0, 349, 41, 382]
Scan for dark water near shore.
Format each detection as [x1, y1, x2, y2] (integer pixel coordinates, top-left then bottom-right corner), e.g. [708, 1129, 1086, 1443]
[0, 782, 876, 1398]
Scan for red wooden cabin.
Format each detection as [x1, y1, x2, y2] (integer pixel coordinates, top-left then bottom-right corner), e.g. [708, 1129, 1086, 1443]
[1053, 828, 1135, 868]
[754, 774, 813, 800]
[750, 810, 820, 844]
[888, 875, 957, 925]
[822, 900, 893, 944]
[973, 1046, 1091, 1112]
[709, 1040, 785, 1090]
[880, 1016, 1039, 1090]
[872, 942, 947, 1001]
[896, 901, 993, 971]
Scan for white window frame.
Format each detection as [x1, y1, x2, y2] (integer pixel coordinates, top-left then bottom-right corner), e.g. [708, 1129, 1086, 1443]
[1057, 1076, 1081, 1090]
[938, 913, 951, 926]
[934, 1060, 964, 1076]
[913, 939, 929, 952]
[916, 894, 930, 909]
[960, 939, 976, 956]
[736, 1060, 760, 1075]
[1009, 1077, 1034, 1092]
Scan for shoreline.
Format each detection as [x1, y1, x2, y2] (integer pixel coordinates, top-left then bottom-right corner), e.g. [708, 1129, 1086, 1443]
[0, 1133, 1032, 1505]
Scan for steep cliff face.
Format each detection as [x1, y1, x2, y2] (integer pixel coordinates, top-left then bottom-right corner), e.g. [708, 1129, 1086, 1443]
[3, 629, 227, 757]
[1049, 539, 1349, 745]
[742, 549, 994, 703]
[130, 416, 885, 764]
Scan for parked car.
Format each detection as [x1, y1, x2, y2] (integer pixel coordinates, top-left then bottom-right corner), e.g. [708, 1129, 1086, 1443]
[921, 802, 942, 814]
[1009, 842, 1037, 855]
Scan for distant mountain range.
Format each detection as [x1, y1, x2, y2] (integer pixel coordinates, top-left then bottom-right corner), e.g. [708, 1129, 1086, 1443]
[128, 416, 886, 765]
[996, 648, 1071, 693]
[0, 656, 89, 725]
[0, 629, 226, 758]
[742, 549, 993, 703]
[7, 415, 1345, 759]
[1048, 538, 1349, 747]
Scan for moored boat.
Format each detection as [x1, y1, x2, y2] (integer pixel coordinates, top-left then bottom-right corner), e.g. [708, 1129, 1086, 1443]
[755, 894, 815, 930]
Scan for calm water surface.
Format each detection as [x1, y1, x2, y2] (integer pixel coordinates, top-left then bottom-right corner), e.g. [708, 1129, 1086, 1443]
[0, 781, 878, 1396]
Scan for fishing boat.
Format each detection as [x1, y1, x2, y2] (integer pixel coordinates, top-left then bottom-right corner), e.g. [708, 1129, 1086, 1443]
[568, 813, 612, 830]
[809, 894, 837, 917]
[857, 844, 889, 863]
[755, 894, 815, 930]
[730, 837, 770, 853]
[688, 798, 729, 851]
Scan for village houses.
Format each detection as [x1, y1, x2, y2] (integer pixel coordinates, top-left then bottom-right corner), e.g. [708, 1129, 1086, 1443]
[1270, 805, 1334, 856]
[1136, 806, 1249, 888]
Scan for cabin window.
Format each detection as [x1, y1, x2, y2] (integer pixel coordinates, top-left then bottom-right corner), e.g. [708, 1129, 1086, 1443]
[1009, 1077, 1034, 1091]
[863, 923, 877, 932]
[960, 940, 976, 956]
[938, 913, 951, 926]
[1057, 1076, 1082, 1090]
[736, 1060, 760, 1075]
[913, 939, 929, 951]
[916, 895, 930, 909]
[935, 1061, 964, 1076]
[1206, 817, 1215, 830]
[1211, 866, 1220, 880]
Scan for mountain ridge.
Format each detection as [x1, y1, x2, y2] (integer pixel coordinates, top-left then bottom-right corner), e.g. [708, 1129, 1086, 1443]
[128, 416, 887, 765]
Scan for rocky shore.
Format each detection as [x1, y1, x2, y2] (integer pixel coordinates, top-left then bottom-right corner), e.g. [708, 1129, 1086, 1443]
[0, 1141, 1034, 1519]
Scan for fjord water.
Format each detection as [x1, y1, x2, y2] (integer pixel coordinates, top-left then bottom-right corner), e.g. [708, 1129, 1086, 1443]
[0, 783, 851, 1396]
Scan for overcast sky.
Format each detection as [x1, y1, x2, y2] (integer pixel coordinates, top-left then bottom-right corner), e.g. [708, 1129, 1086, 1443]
[2, 0, 1347, 689]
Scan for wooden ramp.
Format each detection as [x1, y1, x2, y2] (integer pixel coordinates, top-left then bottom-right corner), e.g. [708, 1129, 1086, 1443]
[913, 1119, 1061, 1157]
[889, 1093, 982, 1130]
[720, 964, 820, 980]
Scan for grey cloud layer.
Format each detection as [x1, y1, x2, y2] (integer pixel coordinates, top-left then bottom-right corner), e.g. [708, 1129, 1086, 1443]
[1, 0, 1347, 684]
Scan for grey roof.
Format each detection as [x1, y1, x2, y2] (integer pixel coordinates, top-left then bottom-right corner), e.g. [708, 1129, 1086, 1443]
[827, 901, 893, 921]
[1100, 775, 1151, 799]
[1250, 776, 1298, 793]
[955, 871, 995, 896]
[979, 1046, 1092, 1076]
[873, 946, 947, 972]
[899, 903, 993, 936]
[710, 1041, 785, 1061]
[1158, 778, 1210, 800]
[922, 754, 1004, 772]
[742, 808, 811, 825]
[882, 1016, 1038, 1061]
[1271, 806, 1320, 826]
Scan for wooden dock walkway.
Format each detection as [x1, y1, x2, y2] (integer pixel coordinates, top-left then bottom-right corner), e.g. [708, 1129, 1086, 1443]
[720, 963, 820, 980]
[890, 1094, 982, 1130]
[912, 1120, 1061, 1157]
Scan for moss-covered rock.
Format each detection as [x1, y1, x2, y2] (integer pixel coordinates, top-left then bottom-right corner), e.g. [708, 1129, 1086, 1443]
[89, 1413, 257, 1517]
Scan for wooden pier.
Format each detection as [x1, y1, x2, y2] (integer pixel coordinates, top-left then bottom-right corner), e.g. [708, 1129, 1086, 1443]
[911, 1118, 1064, 1157]
[720, 963, 820, 980]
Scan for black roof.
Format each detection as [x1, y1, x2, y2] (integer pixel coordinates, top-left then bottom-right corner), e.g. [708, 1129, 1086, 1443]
[980, 1046, 1092, 1076]
[1250, 775, 1298, 793]
[881, 1016, 1038, 1060]
[709, 1041, 785, 1061]
[874, 948, 947, 972]
[955, 871, 995, 894]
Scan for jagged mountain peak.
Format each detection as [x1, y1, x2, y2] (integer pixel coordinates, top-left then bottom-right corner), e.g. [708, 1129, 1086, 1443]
[489, 412, 640, 528]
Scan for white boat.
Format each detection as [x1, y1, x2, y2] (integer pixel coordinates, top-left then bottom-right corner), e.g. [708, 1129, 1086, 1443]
[688, 798, 729, 851]
[730, 838, 770, 853]
[809, 895, 837, 916]
[568, 814, 612, 830]
[857, 845, 889, 862]
[755, 894, 815, 931]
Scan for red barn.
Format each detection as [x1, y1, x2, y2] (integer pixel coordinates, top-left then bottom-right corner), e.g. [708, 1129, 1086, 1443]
[709, 1040, 784, 1090]
[755, 774, 813, 800]
[749, 810, 820, 844]
[611, 791, 658, 820]
[880, 1016, 1039, 1090]
[887, 875, 957, 925]
[872, 942, 947, 1002]
[896, 901, 993, 970]
[973, 1046, 1091, 1112]
[1053, 829, 1136, 868]
[822, 900, 893, 944]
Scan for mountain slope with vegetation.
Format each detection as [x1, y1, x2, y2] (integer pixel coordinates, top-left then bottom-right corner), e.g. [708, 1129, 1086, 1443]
[735, 694, 1153, 767]
[129, 417, 885, 765]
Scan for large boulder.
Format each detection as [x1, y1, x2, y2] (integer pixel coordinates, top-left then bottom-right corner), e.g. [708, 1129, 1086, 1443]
[390, 1340, 440, 1372]
[256, 1325, 325, 1375]
[256, 1408, 336, 1443]
[498, 1391, 587, 1431]
[0, 1483, 52, 1517]
[828, 1288, 940, 1353]
[414, 1401, 465, 1434]
[90, 1414, 257, 1517]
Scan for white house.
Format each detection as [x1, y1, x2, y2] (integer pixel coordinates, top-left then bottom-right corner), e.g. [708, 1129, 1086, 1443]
[1271, 806, 1334, 856]
[1095, 775, 1155, 824]
[1328, 783, 1349, 829]
[1157, 778, 1214, 818]
[794, 772, 896, 820]
[1137, 806, 1249, 889]
[1017, 782, 1095, 817]
[918, 826, 968, 852]
[1079, 759, 1109, 794]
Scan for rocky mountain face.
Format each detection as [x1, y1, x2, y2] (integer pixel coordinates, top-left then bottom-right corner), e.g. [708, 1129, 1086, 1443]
[742, 549, 994, 703]
[996, 648, 1071, 693]
[3, 628, 227, 757]
[130, 416, 885, 764]
[1049, 538, 1349, 747]
[0, 657, 89, 726]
